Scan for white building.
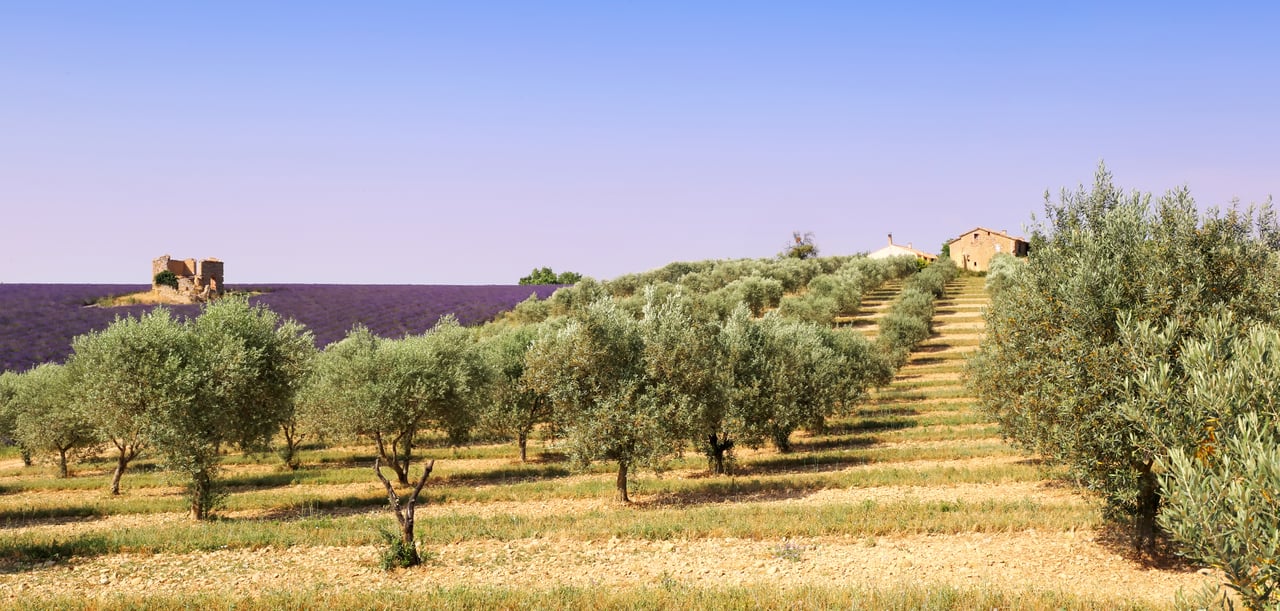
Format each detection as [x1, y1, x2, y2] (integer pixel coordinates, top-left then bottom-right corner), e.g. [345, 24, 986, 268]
[867, 234, 938, 262]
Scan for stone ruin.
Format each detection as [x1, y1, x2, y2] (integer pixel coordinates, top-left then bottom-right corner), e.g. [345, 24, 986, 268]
[152, 255, 225, 303]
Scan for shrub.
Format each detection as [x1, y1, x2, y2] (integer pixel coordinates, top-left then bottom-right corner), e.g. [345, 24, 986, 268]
[984, 253, 1022, 296]
[777, 294, 837, 326]
[153, 270, 179, 289]
[378, 527, 420, 570]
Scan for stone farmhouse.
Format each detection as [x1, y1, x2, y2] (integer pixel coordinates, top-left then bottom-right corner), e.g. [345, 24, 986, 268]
[152, 255, 224, 302]
[867, 233, 938, 263]
[946, 227, 1029, 272]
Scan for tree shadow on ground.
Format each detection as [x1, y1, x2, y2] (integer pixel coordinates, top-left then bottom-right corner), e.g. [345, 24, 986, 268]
[0, 512, 109, 529]
[914, 343, 955, 353]
[852, 406, 921, 418]
[734, 452, 873, 476]
[1092, 522, 1202, 571]
[632, 478, 826, 509]
[786, 435, 880, 453]
[822, 418, 919, 435]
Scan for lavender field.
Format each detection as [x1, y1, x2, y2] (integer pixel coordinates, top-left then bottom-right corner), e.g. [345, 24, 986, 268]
[0, 284, 559, 373]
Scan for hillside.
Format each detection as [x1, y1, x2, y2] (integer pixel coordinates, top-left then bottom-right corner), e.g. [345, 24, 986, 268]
[0, 274, 1221, 609]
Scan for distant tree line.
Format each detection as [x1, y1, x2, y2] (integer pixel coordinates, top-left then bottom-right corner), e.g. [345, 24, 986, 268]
[519, 267, 583, 285]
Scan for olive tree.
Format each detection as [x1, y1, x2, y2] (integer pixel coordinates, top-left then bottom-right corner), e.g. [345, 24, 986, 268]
[147, 298, 313, 519]
[479, 322, 554, 462]
[307, 317, 488, 486]
[714, 306, 891, 456]
[968, 165, 1280, 549]
[68, 308, 190, 494]
[11, 363, 99, 478]
[0, 371, 30, 466]
[524, 298, 683, 502]
[640, 291, 733, 474]
[750, 317, 888, 452]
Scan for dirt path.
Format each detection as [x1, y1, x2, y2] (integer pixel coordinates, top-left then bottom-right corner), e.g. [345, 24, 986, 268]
[0, 531, 1216, 606]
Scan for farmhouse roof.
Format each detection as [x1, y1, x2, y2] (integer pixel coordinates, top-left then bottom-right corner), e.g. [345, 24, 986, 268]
[948, 227, 1028, 243]
[868, 233, 938, 261]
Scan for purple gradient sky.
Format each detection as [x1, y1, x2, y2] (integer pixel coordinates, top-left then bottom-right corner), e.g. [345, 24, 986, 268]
[2, 3, 1277, 284]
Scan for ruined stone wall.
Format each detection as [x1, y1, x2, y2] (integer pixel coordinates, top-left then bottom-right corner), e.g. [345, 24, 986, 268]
[197, 259, 224, 291]
[151, 254, 225, 300]
[152, 255, 171, 280]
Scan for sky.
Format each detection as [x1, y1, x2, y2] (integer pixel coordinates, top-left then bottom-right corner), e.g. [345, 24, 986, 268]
[2, 2, 1277, 284]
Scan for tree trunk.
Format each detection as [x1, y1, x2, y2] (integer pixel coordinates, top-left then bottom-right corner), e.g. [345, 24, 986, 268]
[375, 433, 409, 486]
[190, 469, 213, 520]
[396, 435, 413, 486]
[110, 448, 132, 495]
[707, 433, 734, 475]
[518, 432, 528, 463]
[615, 460, 630, 503]
[57, 447, 69, 479]
[772, 429, 793, 454]
[1135, 460, 1160, 553]
[279, 421, 301, 470]
[375, 458, 434, 568]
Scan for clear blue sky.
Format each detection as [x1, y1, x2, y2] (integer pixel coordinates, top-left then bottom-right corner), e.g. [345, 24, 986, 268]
[2, 2, 1277, 283]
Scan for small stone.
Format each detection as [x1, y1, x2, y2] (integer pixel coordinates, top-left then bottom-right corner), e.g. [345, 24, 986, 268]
[1198, 568, 1213, 575]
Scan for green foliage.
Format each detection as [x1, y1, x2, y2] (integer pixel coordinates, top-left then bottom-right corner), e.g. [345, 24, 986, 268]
[642, 292, 733, 473]
[728, 311, 891, 453]
[780, 231, 819, 260]
[1160, 413, 1280, 610]
[479, 321, 556, 461]
[507, 292, 551, 324]
[68, 308, 192, 493]
[153, 270, 179, 289]
[0, 371, 21, 454]
[377, 527, 420, 570]
[524, 297, 681, 501]
[875, 257, 957, 367]
[718, 276, 784, 317]
[1119, 315, 1280, 607]
[77, 300, 316, 519]
[984, 253, 1023, 296]
[777, 292, 838, 325]
[519, 266, 583, 285]
[546, 277, 609, 317]
[9, 364, 99, 478]
[304, 317, 489, 485]
[967, 164, 1280, 549]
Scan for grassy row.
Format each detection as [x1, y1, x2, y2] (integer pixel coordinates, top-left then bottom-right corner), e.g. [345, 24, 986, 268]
[0, 422, 1002, 495]
[0, 496, 1099, 562]
[0, 444, 1039, 523]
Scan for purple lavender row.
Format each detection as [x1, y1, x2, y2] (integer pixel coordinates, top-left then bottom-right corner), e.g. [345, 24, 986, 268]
[0, 284, 559, 373]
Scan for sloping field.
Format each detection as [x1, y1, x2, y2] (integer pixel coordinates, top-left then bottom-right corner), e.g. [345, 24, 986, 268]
[0, 276, 1221, 609]
[0, 284, 560, 373]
